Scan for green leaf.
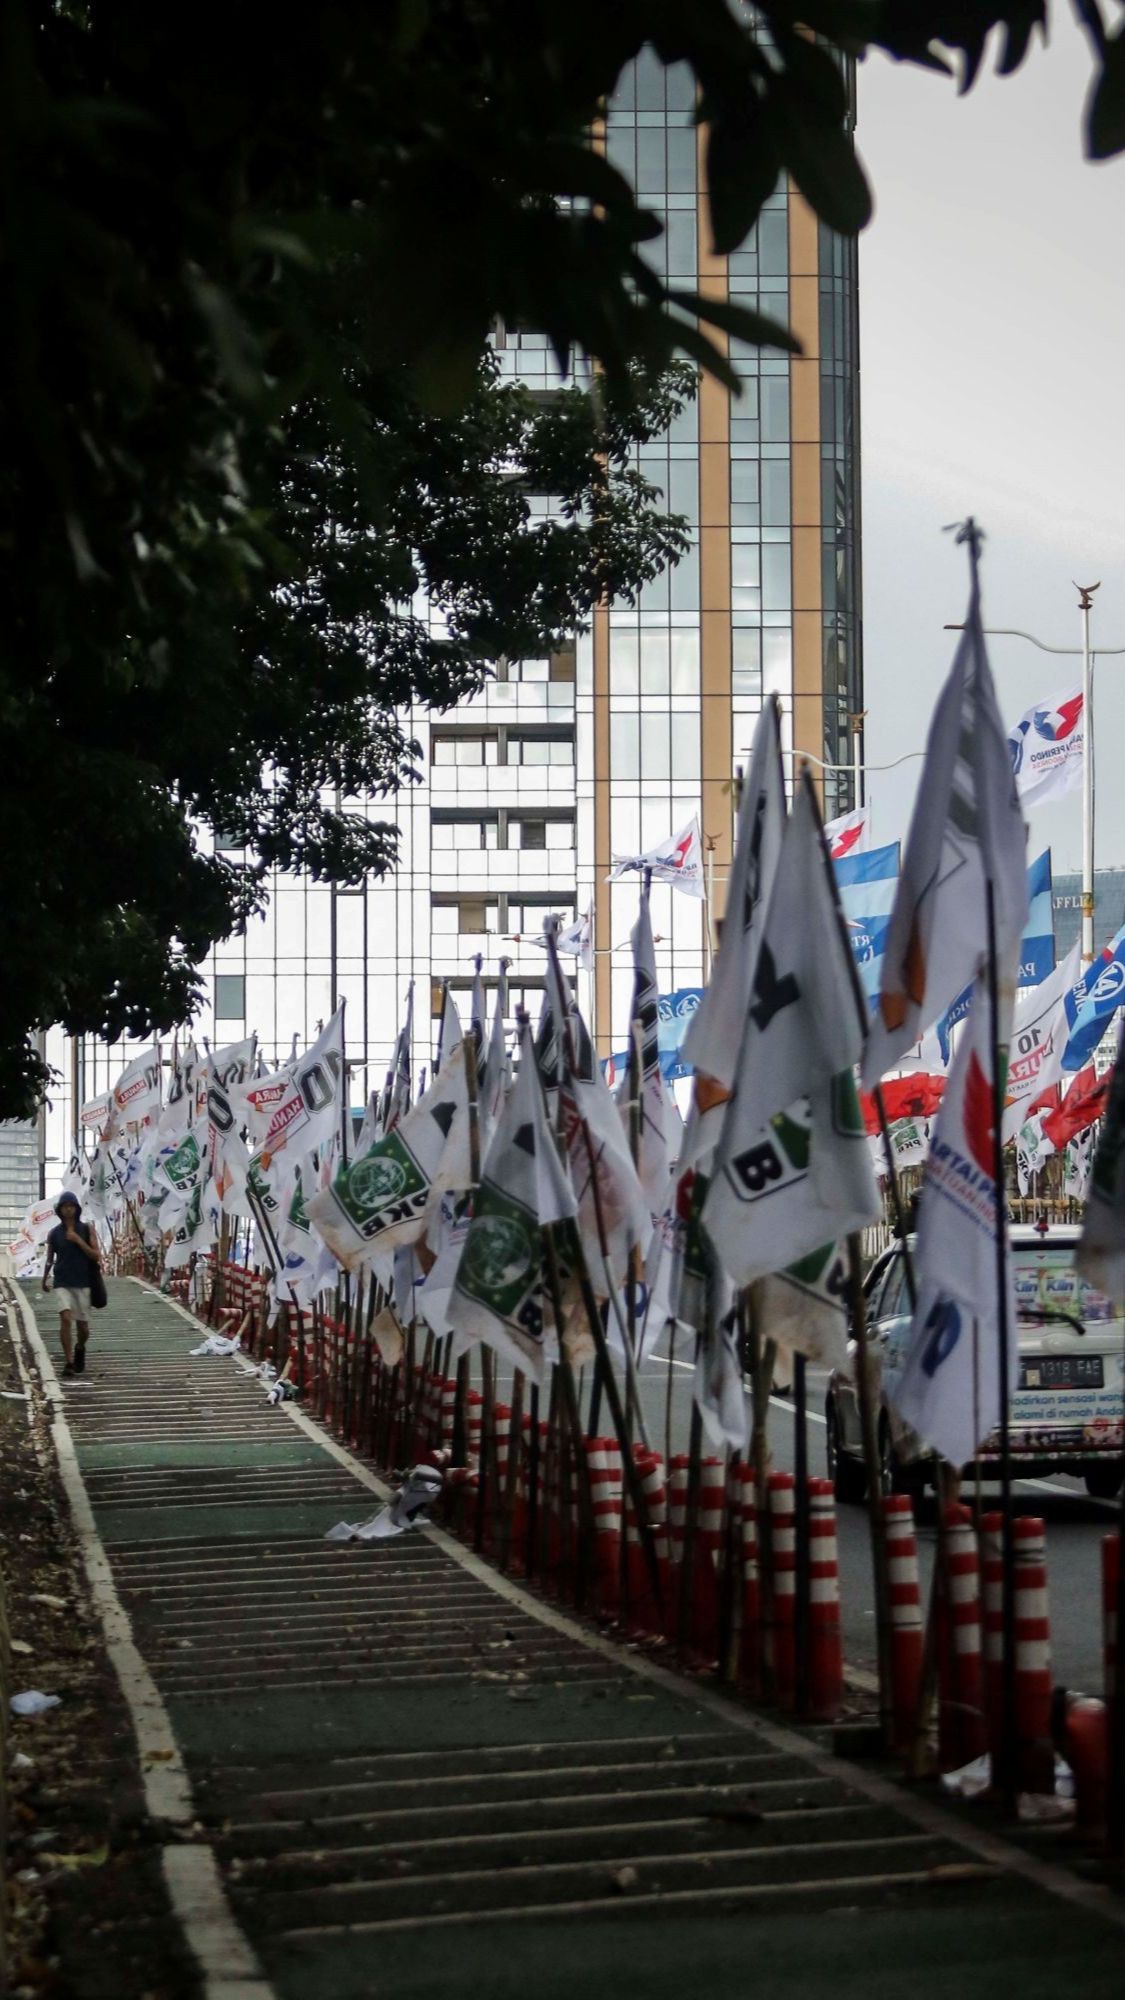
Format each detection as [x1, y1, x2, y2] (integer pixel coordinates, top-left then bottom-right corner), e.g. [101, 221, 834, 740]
[1088, 26, 1125, 159]
[764, 77, 872, 236]
[705, 111, 781, 255]
[667, 289, 801, 357]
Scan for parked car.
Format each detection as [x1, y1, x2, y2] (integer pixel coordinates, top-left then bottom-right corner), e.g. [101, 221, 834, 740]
[825, 1225, 1125, 1502]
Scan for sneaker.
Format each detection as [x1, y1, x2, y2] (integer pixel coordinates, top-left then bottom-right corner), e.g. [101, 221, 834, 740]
[62, 1362, 76, 1379]
[74, 1344, 87, 1375]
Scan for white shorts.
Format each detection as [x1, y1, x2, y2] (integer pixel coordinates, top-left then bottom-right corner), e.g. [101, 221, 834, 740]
[53, 1286, 91, 1320]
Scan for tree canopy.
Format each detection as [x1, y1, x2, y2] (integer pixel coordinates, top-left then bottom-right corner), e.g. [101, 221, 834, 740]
[1, 1, 1119, 1118]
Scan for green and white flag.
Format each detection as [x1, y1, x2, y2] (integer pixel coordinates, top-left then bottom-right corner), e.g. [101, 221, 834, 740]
[752, 1242, 853, 1372]
[703, 1071, 880, 1307]
[155, 1129, 204, 1224]
[447, 1024, 577, 1384]
[307, 1039, 470, 1272]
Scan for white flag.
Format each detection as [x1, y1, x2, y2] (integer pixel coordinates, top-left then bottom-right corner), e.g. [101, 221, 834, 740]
[522, 908, 593, 972]
[863, 571, 1028, 1087]
[203, 1069, 252, 1217]
[608, 815, 706, 900]
[617, 887, 675, 1218]
[112, 1046, 162, 1126]
[561, 1017, 652, 1297]
[1002, 941, 1082, 1140]
[891, 969, 1017, 1467]
[79, 1092, 113, 1136]
[1008, 685, 1084, 809]
[694, 1269, 748, 1452]
[306, 1040, 470, 1270]
[823, 804, 869, 861]
[714, 773, 864, 1148]
[1076, 1038, 1125, 1303]
[235, 1006, 344, 1165]
[703, 1072, 880, 1295]
[448, 1024, 577, 1383]
[682, 699, 785, 1097]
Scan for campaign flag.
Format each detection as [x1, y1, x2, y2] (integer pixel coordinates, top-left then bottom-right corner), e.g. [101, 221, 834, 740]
[1042, 1062, 1108, 1152]
[519, 908, 593, 972]
[703, 1070, 880, 1299]
[1016, 1110, 1053, 1197]
[1008, 684, 1084, 809]
[1020, 850, 1055, 986]
[863, 572, 1027, 1086]
[203, 1069, 252, 1217]
[307, 1040, 470, 1270]
[823, 804, 869, 861]
[694, 1268, 748, 1452]
[717, 772, 866, 1147]
[79, 1092, 113, 1136]
[112, 1047, 162, 1126]
[1062, 924, 1125, 1072]
[1076, 1035, 1125, 1303]
[1064, 1129, 1095, 1202]
[836, 842, 899, 1006]
[481, 958, 512, 1145]
[657, 989, 705, 1081]
[562, 1015, 652, 1297]
[211, 1035, 256, 1090]
[23, 1198, 58, 1246]
[682, 699, 786, 1093]
[1002, 941, 1082, 1140]
[448, 1022, 578, 1383]
[608, 815, 706, 900]
[890, 968, 1017, 1467]
[617, 888, 675, 1217]
[236, 1006, 344, 1165]
[751, 1244, 856, 1372]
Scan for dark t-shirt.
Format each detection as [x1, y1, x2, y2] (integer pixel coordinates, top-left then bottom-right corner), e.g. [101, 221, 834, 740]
[47, 1221, 94, 1290]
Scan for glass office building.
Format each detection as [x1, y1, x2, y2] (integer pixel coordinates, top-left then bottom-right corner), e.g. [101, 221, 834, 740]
[39, 53, 862, 1188]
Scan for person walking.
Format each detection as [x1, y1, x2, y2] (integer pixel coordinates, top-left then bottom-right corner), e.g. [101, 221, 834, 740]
[43, 1192, 101, 1378]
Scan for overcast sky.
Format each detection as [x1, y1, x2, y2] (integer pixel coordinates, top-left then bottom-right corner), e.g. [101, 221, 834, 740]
[857, 15, 1125, 876]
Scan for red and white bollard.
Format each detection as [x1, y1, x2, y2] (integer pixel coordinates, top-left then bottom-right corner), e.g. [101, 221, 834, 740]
[883, 1494, 923, 1752]
[690, 1456, 726, 1664]
[1013, 1515, 1053, 1791]
[738, 1465, 761, 1693]
[981, 1510, 1005, 1766]
[807, 1477, 843, 1722]
[938, 1503, 986, 1771]
[585, 1437, 623, 1619]
[637, 1450, 669, 1638]
[488, 1401, 512, 1555]
[666, 1453, 691, 1643]
[440, 1376, 458, 1455]
[767, 1471, 797, 1709]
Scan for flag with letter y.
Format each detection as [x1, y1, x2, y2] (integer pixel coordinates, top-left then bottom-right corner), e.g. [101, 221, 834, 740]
[863, 552, 1027, 1086]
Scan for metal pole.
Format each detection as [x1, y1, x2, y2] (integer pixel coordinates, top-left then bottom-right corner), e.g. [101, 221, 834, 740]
[985, 879, 1018, 1815]
[1078, 583, 1100, 964]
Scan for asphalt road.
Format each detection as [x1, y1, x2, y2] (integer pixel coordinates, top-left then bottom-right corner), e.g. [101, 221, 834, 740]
[624, 1345, 1120, 1699]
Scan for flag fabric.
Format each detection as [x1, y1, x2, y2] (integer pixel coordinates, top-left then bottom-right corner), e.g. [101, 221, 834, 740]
[306, 1040, 470, 1271]
[519, 908, 593, 972]
[210, 1035, 256, 1090]
[481, 959, 511, 1143]
[703, 1071, 880, 1294]
[824, 804, 869, 861]
[381, 983, 415, 1130]
[693, 1269, 748, 1452]
[862, 575, 1028, 1086]
[1016, 1110, 1053, 1197]
[836, 842, 899, 1007]
[1002, 941, 1082, 1139]
[1042, 1062, 1108, 1152]
[1076, 1036, 1125, 1303]
[434, 985, 463, 1074]
[1019, 849, 1055, 986]
[682, 700, 786, 1093]
[79, 1092, 113, 1136]
[1064, 1129, 1095, 1202]
[203, 1067, 253, 1217]
[1008, 684, 1084, 809]
[657, 990, 705, 1081]
[447, 1024, 577, 1383]
[235, 1006, 345, 1165]
[617, 888, 676, 1218]
[561, 1009, 652, 1297]
[112, 1047, 162, 1127]
[890, 966, 1017, 1468]
[716, 772, 866, 1145]
[641, 1099, 710, 1356]
[1062, 924, 1125, 1072]
[608, 815, 706, 899]
[752, 1243, 855, 1372]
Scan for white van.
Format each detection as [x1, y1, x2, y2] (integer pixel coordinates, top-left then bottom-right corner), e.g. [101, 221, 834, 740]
[825, 1225, 1125, 1501]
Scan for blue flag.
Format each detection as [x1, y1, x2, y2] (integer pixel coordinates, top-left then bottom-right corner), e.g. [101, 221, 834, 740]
[1019, 848, 1055, 986]
[835, 842, 899, 1005]
[1063, 924, 1125, 1071]
[657, 987, 704, 1081]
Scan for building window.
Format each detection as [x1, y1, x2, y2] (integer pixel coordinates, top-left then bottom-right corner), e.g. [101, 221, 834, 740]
[518, 819, 547, 850]
[213, 830, 243, 855]
[431, 816, 499, 850]
[432, 896, 499, 935]
[432, 732, 499, 765]
[508, 732, 574, 766]
[214, 974, 246, 1021]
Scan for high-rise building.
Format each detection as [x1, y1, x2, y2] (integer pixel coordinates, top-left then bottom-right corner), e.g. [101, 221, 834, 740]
[40, 52, 861, 1187]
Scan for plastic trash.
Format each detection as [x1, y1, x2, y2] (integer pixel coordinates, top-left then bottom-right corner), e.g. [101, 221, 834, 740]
[189, 1333, 243, 1358]
[10, 1690, 61, 1717]
[324, 1463, 445, 1544]
[940, 1753, 991, 1799]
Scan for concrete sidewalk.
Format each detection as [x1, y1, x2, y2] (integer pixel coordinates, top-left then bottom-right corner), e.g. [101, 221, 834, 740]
[17, 1278, 1125, 2000]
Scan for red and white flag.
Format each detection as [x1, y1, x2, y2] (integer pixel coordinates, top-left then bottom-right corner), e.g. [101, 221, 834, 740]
[1008, 685, 1084, 809]
[608, 816, 705, 900]
[823, 804, 869, 861]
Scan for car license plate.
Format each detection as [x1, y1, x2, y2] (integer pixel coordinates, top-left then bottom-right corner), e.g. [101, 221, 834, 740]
[1019, 1355, 1104, 1390]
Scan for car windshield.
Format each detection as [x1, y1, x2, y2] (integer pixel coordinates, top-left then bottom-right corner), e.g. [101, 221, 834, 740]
[1011, 1245, 1121, 1326]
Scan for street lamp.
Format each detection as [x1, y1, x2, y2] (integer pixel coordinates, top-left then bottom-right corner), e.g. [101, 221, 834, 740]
[945, 589, 1125, 963]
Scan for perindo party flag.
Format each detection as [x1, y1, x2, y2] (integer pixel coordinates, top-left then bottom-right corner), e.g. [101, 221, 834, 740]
[835, 841, 898, 1006]
[863, 560, 1027, 1086]
[823, 804, 869, 861]
[608, 815, 705, 899]
[1008, 684, 1084, 809]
